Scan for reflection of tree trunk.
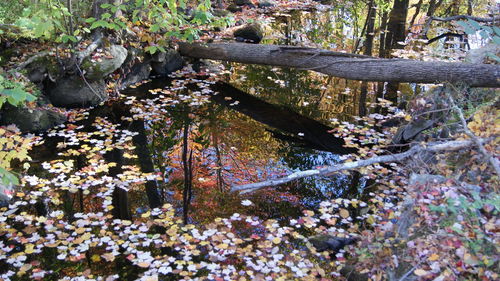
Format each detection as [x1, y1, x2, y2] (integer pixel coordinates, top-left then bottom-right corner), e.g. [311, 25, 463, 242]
[210, 82, 358, 154]
[105, 148, 132, 220]
[379, 8, 389, 57]
[376, 7, 389, 110]
[359, 82, 368, 116]
[359, 0, 376, 116]
[409, 0, 423, 32]
[427, 0, 437, 17]
[182, 122, 193, 225]
[364, 0, 376, 57]
[384, 0, 409, 103]
[130, 120, 163, 208]
[385, 0, 409, 52]
[213, 133, 225, 192]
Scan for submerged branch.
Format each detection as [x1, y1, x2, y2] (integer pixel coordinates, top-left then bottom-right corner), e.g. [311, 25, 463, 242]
[231, 139, 482, 194]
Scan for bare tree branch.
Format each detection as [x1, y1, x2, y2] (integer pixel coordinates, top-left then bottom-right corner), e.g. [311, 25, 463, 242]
[231, 139, 484, 194]
[76, 37, 102, 65]
[422, 15, 499, 38]
[15, 51, 50, 71]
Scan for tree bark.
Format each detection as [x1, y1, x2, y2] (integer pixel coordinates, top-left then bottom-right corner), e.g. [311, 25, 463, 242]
[385, 0, 409, 50]
[178, 42, 500, 87]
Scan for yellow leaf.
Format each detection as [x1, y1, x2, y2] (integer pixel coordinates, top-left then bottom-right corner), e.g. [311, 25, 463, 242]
[24, 244, 35, 254]
[366, 215, 375, 225]
[339, 208, 350, 219]
[91, 254, 101, 262]
[414, 269, 429, 276]
[428, 253, 439, 261]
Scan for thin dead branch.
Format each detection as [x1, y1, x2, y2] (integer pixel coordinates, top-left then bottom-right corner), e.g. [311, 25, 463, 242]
[231, 139, 484, 194]
[76, 37, 102, 65]
[15, 51, 50, 71]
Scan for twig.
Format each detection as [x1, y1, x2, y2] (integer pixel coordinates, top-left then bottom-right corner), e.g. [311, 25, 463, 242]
[75, 63, 101, 99]
[231, 139, 483, 193]
[15, 51, 50, 71]
[447, 93, 500, 176]
[397, 264, 419, 281]
[76, 37, 102, 65]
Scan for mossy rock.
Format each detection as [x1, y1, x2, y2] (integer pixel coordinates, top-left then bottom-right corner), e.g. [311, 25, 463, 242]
[81, 45, 127, 81]
[46, 76, 107, 108]
[0, 105, 66, 133]
[309, 234, 358, 252]
[233, 23, 263, 43]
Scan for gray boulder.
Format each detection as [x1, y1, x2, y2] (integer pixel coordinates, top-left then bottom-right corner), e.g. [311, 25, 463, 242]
[465, 43, 500, 64]
[121, 62, 151, 90]
[82, 45, 128, 80]
[47, 76, 107, 108]
[0, 105, 66, 133]
[23, 54, 61, 85]
[309, 234, 358, 252]
[150, 49, 184, 76]
[234, 23, 263, 43]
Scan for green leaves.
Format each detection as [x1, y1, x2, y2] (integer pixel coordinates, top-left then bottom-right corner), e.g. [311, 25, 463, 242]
[457, 19, 500, 42]
[145, 45, 166, 54]
[0, 74, 36, 109]
[457, 19, 500, 62]
[0, 167, 19, 185]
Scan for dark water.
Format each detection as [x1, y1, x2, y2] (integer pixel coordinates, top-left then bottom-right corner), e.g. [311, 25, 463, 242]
[27, 7, 396, 224]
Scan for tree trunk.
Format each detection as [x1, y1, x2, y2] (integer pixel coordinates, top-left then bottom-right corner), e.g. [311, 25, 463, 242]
[178, 42, 500, 87]
[385, 0, 409, 50]
[359, 0, 376, 116]
[130, 120, 163, 209]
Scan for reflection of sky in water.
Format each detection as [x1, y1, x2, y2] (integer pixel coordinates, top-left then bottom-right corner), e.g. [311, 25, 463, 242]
[274, 147, 362, 208]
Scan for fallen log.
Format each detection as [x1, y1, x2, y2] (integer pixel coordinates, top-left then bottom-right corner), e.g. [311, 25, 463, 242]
[178, 42, 500, 87]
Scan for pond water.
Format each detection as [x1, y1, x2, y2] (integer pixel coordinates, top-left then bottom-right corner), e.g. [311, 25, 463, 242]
[27, 7, 400, 225]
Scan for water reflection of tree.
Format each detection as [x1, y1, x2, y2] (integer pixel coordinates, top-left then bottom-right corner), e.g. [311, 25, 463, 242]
[227, 63, 374, 121]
